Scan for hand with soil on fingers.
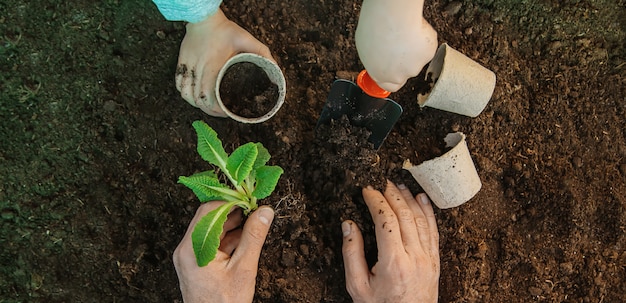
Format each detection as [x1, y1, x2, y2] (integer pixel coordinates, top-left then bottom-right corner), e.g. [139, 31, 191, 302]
[175, 9, 274, 117]
[342, 181, 440, 303]
[173, 202, 275, 303]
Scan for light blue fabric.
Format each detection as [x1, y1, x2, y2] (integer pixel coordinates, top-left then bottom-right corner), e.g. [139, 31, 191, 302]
[152, 0, 222, 23]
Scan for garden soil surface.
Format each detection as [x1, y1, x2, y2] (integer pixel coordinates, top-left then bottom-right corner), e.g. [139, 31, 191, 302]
[1, 0, 625, 302]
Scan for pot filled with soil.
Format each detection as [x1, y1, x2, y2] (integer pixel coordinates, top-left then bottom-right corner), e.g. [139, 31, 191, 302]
[216, 53, 286, 123]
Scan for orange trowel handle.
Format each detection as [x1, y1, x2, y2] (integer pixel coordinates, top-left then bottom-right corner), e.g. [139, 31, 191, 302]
[356, 70, 391, 98]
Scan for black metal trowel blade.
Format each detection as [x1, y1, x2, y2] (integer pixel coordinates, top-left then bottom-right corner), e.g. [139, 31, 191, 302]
[316, 79, 403, 149]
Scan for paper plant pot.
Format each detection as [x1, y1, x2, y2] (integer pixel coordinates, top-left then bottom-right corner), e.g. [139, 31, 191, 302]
[417, 44, 496, 117]
[215, 53, 286, 123]
[403, 132, 482, 209]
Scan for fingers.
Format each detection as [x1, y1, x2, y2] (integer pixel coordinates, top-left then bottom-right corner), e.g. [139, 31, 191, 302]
[383, 181, 421, 252]
[177, 62, 227, 117]
[393, 184, 439, 257]
[362, 186, 403, 258]
[221, 208, 243, 240]
[397, 184, 423, 219]
[219, 229, 242, 255]
[192, 61, 206, 107]
[176, 63, 198, 107]
[230, 206, 274, 269]
[416, 193, 439, 257]
[197, 65, 229, 117]
[197, 61, 215, 104]
[219, 208, 244, 255]
[341, 220, 370, 297]
[175, 47, 226, 116]
[395, 183, 431, 254]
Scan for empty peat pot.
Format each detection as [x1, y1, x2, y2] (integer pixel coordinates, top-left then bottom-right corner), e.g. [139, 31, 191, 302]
[417, 43, 496, 117]
[216, 53, 286, 123]
[403, 132, 482, 209]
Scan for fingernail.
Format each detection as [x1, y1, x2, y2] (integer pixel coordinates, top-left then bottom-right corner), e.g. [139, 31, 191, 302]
[341, 221, 351, 237]
[257, 207, 274, 225]
[419, 194, 430, 205]
[365, 185, 374, 191]
[397, 183, 406, 189]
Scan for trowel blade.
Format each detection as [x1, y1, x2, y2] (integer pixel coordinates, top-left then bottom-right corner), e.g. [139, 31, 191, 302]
[316, 79, 403, 149]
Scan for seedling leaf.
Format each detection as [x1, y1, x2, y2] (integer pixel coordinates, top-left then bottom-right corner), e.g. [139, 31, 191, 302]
[192, 202, 236, 266]
[226, 142, 258, 185]
[180, 120, 284, 266]
[178, 172, 229, 202]
[253, 143, 271, 169]
[193, 121, 228, 171]
[252, 166, 284, 199]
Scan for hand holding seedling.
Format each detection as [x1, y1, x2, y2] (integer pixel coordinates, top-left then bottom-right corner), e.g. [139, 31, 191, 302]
[342, 181, 440, 303]
[178, 120, 283, 266]
[175, 9, 274, 117]
[173, 202, 275, 303]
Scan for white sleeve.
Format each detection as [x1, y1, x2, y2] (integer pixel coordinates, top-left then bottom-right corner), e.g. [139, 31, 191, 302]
[152, 0, 223, 23]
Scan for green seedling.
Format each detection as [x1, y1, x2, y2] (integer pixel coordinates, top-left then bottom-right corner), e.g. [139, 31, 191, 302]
[179, 120, 283, 266]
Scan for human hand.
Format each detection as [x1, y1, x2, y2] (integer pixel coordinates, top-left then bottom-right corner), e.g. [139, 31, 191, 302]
[176, 9, 274, 117]
[342, 181, 440, 303]
[355, 0, 438, 92]
[173, 202, 275, 303]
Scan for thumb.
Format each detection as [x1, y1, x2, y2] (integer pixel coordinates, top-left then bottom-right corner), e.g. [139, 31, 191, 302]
[235, 30, 275, 63]
[231, 206, 274, 268]
[341, 220, 370, 294]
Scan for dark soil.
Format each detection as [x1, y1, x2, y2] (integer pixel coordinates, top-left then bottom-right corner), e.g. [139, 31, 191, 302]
[219, 62, 279, 118]
[1, 0, 625, 302]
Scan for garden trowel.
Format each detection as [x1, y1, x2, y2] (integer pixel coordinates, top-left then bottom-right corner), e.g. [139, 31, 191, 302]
[316, 70, 403, 149]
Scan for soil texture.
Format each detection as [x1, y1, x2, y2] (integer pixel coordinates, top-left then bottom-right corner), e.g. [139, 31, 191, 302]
[219, 62, 279, 118]
[1, 0, 625, 302]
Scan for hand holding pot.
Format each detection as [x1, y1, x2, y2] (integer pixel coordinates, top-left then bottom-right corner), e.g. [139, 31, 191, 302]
[342, 181, 440, 303]
[173, 202, 275, 303]
[176, 9, 275, 117]
[355, 0, 438, 92]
